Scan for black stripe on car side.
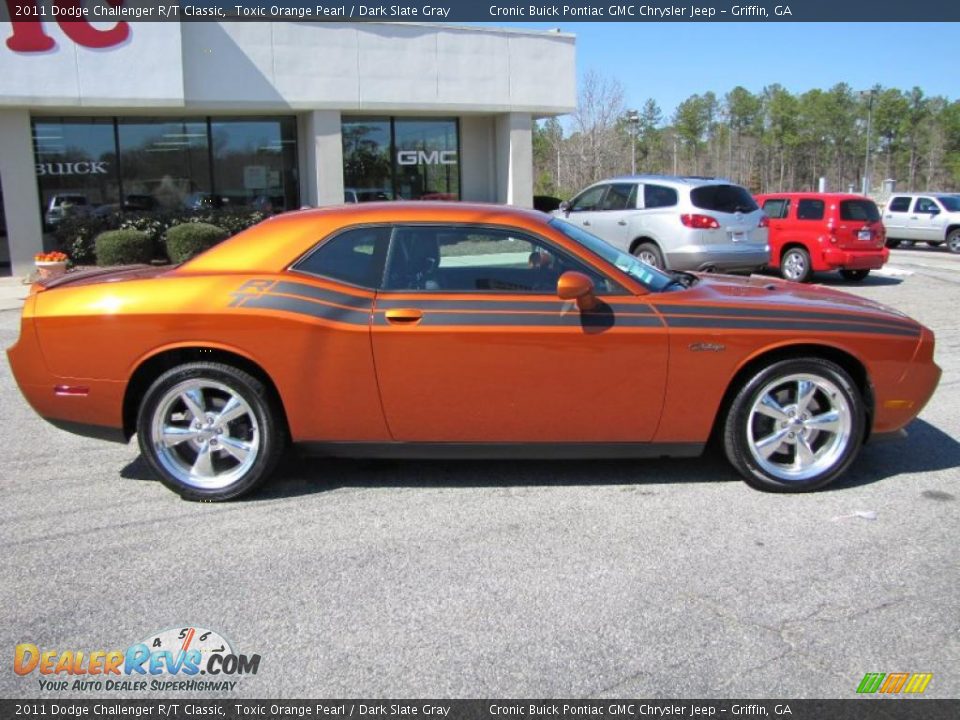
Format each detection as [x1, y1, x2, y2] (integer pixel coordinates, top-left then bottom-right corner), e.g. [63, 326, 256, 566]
[663, 315, 920, 337]
[270, 280, 373, 309]
[371, 312, 661, 328]
[238, 293, 372, 325]
[654, 304, 918, 331]
[375, 298, 655, 314]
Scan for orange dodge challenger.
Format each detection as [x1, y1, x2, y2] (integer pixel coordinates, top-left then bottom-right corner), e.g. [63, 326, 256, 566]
[8, 203, 940, 500]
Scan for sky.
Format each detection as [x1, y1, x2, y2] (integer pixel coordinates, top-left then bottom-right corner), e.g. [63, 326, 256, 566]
[473, 22, 959, 118]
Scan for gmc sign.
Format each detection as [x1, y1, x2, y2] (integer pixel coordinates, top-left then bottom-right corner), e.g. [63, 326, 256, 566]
[5, 0, 130, 52]
[397, 150, 458, 166]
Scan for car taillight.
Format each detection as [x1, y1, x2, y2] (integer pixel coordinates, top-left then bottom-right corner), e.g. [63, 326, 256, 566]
[758, 216, 770, 228]
[680, 213, 720, 229]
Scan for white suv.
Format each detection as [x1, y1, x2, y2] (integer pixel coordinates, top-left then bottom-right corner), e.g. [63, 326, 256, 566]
[553, 175, 769, 272]
[883, 193, 960, 253]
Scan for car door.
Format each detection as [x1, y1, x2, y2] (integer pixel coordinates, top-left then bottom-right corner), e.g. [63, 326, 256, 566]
[883, 196, 911, 238]
[583, 182, 638, 250]
[370, 224, 668, 443]
[912, 197, 944, 243]
[760, 197, 791, 264]
[563, 184, 609, 234]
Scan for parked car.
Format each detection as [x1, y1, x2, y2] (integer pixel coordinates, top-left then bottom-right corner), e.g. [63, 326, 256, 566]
[882, 193, 960, 253]
[756, 193, 889, 283]
[44, 193, 90, 228]
[554, 175, 769, 273]
[8, 203, 940, 501]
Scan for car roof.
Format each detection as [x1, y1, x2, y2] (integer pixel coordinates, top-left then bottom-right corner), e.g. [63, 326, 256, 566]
[756, 192, 873, 200]
[180, 202, 553, 275]
[599, 175, 737, 187]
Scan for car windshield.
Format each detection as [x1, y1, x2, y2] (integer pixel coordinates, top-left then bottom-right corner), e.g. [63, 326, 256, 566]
[937, 196, 960, 212]
[548, 218, 678, 292]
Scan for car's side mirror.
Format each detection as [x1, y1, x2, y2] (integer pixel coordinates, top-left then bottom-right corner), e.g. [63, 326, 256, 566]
[557, 271, 598, 311]
[559, 200, 570, 215]
[929, 207, 940, 215]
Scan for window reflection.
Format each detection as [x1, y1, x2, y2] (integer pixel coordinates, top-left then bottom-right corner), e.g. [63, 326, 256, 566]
[342, 116, 460, 202]
[210, 118, 299, 213]
[118, 119, 210, 212]
[32, 118, 119, 229]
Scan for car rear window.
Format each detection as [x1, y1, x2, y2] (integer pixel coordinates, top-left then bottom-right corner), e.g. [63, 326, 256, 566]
[643, 184, 678, 209]
[840, 200, 880, 222]
[939, 196, 960, 212]
[887, 196, 910, 212]
[689, 184, 758, 213]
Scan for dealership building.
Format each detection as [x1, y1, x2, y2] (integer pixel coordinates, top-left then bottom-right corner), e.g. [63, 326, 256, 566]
[0, 20, 576, 275]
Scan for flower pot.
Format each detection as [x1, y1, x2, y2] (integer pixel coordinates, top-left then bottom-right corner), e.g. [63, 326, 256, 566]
[35, 260, 68, 280]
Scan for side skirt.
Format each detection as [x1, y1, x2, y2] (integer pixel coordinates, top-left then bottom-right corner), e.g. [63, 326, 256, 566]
[295, 442, 705, 461]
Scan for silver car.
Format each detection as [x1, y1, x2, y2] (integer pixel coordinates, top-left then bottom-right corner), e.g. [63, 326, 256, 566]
[554, 175, 769, 272]
[883, 193, 960, 253]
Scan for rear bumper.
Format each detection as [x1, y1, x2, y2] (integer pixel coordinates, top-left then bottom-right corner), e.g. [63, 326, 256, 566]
[820, 246, 889, 271]
[667, 244, 770, 272]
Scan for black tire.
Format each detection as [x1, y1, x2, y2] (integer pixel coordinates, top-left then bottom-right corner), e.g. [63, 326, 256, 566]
[780, 247, 813, 283]
[722, 358, 866, 492]
[136, 362, 284, 501]
[885, 238, 901, 248]
[633, 241, 665, 270]
[948, 229, 960, 254]
[839, 269, 870, 281]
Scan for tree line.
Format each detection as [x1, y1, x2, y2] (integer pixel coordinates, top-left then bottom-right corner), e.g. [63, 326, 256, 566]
[534, 71, 960, 200]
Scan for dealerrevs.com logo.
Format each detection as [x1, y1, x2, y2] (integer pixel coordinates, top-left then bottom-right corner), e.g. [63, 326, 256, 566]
[14, 627, 261, 692]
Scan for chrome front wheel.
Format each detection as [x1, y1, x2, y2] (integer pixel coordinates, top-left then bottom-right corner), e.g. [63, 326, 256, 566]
[137, 362, 283, 500]
[723, 358, 865, 492]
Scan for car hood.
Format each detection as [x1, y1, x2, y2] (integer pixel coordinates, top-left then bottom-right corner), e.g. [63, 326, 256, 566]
[666, 272, 918, 328]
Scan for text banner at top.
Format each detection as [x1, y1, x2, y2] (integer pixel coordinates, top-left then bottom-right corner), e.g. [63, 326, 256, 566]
[2, 0, 960, 23]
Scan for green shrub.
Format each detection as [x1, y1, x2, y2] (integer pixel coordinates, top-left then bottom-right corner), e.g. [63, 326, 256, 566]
[94, 229, 153, 266]
[165, 222, 229, 263]
[54, 208, 268, 264]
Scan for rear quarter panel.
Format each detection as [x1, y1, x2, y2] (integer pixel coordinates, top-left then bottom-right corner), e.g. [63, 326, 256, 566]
[29, 273, 391, 442]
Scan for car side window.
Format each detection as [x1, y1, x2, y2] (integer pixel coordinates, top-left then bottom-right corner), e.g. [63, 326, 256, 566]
[383, 225, 621, 294]
[570, 185, 607, 212]
[601, 183, 635, 211]
[762, 198, 790, 219]
[915, 197, 938, 214]
[887, 196, 910, 212]
[796, 199, 825, 221]
[292, 226, 391, 288]
[643, 184, 679, 209]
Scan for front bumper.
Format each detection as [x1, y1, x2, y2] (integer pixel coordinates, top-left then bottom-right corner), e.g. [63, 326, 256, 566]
[821, 246, 889, 271]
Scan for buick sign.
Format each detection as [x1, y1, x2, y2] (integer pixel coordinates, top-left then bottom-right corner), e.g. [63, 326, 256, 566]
[36, 162, 109, 176]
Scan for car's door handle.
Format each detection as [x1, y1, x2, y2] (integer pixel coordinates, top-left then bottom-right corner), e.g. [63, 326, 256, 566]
[617, 220, 627, 226]
[910, 216, 918, 219]
[384, 308, 424, 325]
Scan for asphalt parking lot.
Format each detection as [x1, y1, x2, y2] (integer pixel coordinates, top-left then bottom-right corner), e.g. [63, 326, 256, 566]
[0, 247, 957, 699]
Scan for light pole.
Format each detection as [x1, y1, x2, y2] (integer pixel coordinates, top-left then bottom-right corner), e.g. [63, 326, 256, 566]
[860, 89, 876, 195]
[627, 110, 640, 175]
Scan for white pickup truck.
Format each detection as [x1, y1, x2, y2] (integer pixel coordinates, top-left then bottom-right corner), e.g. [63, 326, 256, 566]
[883, 193, 960, 253]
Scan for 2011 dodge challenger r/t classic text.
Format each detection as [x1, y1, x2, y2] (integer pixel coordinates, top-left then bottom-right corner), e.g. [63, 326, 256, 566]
[7, 203, 941, 500]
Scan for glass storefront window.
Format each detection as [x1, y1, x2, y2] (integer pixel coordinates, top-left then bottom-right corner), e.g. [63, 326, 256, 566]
[393, 118, 459, 201]
[342, 116, 460, 202]
[210, 118, 299, 213]
[32, 118, 119, 229]
[118, 119, 211, 212]
[32, 116, 300, 227]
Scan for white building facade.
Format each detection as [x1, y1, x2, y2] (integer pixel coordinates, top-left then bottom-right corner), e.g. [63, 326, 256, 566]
[0, 20, 576, 275]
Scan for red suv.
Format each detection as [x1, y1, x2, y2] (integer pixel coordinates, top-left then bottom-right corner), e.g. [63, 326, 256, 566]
[755, 193, 889, 282]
